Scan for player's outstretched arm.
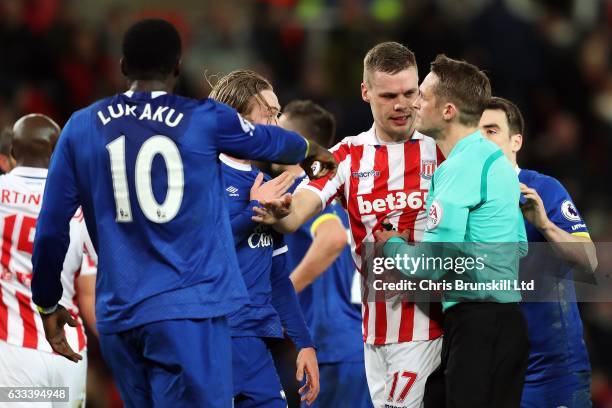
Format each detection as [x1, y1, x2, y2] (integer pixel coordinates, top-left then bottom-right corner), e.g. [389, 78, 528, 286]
[253, 189, 322, 233]
[214, 102, 336, 179]
[290, 214, 348, 293]
[32, 115, 80, 311]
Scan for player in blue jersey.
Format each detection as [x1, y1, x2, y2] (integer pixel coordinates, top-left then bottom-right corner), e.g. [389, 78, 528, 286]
[480, 96, 598, 408]
[208, 70, 320, 406]
[30, 19, 335, 408]
[274, 100, 374, 408]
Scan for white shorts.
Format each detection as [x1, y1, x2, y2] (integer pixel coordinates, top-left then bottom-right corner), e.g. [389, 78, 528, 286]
[364, 338, 443, 408]
[0, 340, 87, 407]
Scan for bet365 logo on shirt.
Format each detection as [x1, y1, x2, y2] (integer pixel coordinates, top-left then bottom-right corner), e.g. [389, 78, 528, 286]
[356, 191, 427, 215]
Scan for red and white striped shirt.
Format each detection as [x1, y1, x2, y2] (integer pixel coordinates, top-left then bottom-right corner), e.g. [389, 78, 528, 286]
[0, 167, 97, 353]
[299, 126, 444, 345]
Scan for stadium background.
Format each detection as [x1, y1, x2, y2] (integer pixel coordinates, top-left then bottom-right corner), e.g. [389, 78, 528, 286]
[1, 0, 611, 406]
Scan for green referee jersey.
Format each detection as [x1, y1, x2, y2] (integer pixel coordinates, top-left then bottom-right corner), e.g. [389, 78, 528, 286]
[384, 130, 527, 310]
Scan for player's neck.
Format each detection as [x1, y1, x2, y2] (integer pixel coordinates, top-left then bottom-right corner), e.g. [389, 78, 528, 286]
[438, 123, 478, 157]
[510, 155, 518, 168]
[128, 79, 175, 93]
[374, 124, 414, 143]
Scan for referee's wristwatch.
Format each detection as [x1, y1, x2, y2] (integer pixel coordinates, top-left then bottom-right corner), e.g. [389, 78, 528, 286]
[36, 304, 59, 315]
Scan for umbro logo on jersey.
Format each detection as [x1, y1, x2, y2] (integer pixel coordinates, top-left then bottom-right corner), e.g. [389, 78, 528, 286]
[351, 169, 381, 179]
[226, 186, 239, 197]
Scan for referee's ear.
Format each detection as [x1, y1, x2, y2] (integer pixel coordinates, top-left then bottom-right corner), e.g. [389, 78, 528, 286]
[511, 133, 523, 154]
[442, 101, 458, 122]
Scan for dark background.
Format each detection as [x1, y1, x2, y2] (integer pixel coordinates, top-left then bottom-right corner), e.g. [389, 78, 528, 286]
[1, 0, 610, 406]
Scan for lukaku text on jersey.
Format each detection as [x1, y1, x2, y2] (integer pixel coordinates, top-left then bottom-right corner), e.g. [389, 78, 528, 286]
[31, 91, 309, 334]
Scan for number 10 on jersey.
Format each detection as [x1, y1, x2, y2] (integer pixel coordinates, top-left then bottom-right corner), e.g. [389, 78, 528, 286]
[106, 135, 184, 224]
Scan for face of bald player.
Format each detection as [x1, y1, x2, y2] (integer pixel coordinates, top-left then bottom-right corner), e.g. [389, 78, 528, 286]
[245, 89, 281, 126]
[361, 67, 419, 142]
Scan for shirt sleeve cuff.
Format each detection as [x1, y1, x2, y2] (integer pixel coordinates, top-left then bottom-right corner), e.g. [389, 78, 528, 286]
[383, 237, 406, 257]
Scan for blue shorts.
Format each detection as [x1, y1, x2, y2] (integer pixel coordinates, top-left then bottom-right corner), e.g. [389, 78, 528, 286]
[232, 336, 286, 408]
[99, 317, 232, 408]
[304, 361, 373, 408]
[521, 372, 591, 408]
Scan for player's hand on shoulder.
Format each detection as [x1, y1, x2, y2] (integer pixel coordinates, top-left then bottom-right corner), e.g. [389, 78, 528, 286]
[301, 141, 337, 180]
[250, 171, 294, 202]
[40, 305, 83, 363]
[296, 347, 319, 406]
[252, 193, 292, 224]
[519, 183, 550, 230]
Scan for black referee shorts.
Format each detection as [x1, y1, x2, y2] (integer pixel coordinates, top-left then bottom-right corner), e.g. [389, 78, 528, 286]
[424, 302, 529, 408]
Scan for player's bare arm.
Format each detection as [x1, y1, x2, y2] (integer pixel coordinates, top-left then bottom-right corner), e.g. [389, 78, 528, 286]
[252, 188, 322, 232]
[296, 346, 320, 405]
[520, 183, 598, 272]
[290, 216, 347, 293]
[77, 274, 98, 337]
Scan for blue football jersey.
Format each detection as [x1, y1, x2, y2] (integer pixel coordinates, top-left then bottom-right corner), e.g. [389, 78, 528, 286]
[31, 91, 308, 334]
[284, 176, 363, 364]
[518, 168, 591, 383]
[220, 156, 312, 348]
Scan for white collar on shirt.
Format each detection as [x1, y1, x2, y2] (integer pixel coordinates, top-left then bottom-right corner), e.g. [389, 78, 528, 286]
[123, 91, 167, 99]
[9, 167, 48, 178]
[359, 124, 424, 146]
[219, 153, 252, 171]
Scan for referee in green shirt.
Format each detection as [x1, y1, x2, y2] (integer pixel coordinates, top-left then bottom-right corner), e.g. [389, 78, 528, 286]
[376, 55, 529, 408]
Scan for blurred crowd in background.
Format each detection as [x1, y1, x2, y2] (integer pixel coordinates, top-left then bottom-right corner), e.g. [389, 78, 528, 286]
[1, 0, 611, 406]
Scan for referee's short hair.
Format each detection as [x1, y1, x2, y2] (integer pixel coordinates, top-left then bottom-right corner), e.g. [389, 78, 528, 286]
[430, 54, 491, 127]
[486, 97, 525, 136]
[122, 19, 181, 80]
